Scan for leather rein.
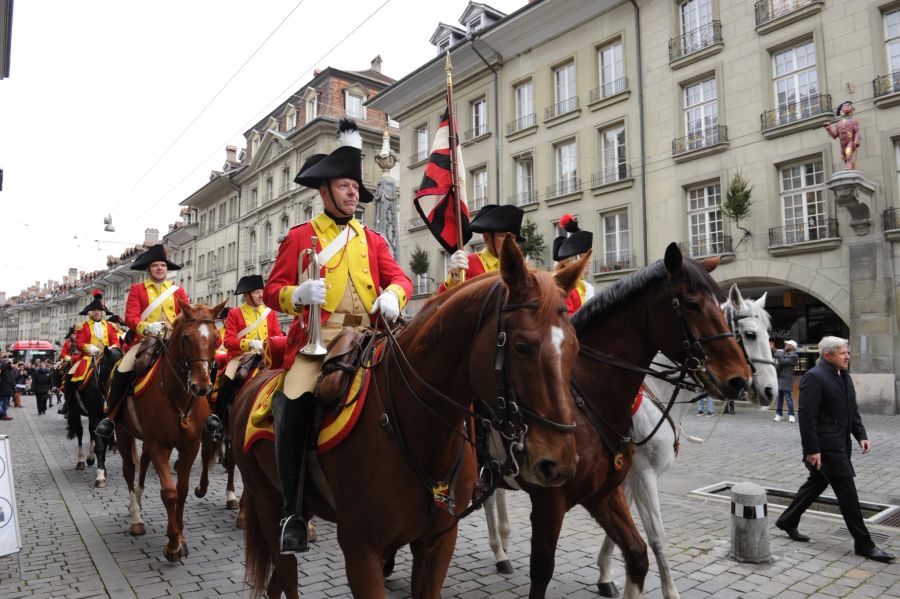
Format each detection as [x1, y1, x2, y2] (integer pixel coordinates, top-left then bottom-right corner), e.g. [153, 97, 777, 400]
[155, 319, 218, 427]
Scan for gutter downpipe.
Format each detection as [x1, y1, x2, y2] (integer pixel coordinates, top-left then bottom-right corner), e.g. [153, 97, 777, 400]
[470, 39, 502, 206]
[629, 0, 648, 267]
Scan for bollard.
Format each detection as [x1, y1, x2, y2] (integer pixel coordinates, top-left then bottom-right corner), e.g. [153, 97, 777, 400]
[729, 481, 771, 563]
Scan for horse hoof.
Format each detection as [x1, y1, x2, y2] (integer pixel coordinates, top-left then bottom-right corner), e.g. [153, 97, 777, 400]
[86, 457, 95, 467]
[597, 581, 620, 597]
[308, 522, 317, 543]
[94, 479, 106, 489]
[163, 548, 178, 563]
[181, 544, 189, 558]
[383, 551, 396, 579]
[236, 514, 245, 529]
[496, 560, 514, 575]
[130, 523, 145, 536]
[75, 462, 85, 471]
[226, 499, 239, 510]
[194, 486, 207, 499]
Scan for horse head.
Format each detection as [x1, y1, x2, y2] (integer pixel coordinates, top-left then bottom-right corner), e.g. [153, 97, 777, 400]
[658, 242, 751, 399]
[723, 284, 777, 405]
[100, 345, 124, 384]
[173, 297, 228, 397]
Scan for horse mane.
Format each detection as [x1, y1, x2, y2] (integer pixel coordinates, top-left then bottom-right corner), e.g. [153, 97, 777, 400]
[571, 257, 723, 335]
[738, 296, 772, 331]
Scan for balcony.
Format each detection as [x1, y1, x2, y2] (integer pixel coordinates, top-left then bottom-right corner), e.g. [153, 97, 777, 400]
[243, 256, 256, 267]
[588, 77, 628, 105]
[760, 93, 831, 138]
[412, 279, 435, 298]
[258, 251, 277, 264]
[884, 208, 900, 242]
[468, 196, 488, 213]
[873, 72, 900, 109]
[593, 251, 637, 276]
[591, 164, 632, 191]
[463, 123, 489, 142]
[672, 125, 728, 161]
[668, 21, 723, 68]
[408, 215, 426, 231]
[768, 219, 840, 255]
[408, 150, 428, 166]
[506, 113, 537, 136]
[546, 177, 581, 202]
[678, 235, 734, 260]
[544, 96, 579, 123]
[755, 0, 823, 34]
[508, 190, 539, 209]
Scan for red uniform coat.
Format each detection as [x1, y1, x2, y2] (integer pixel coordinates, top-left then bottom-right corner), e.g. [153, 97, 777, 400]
[223, 305, 284, 359]
[124, 281, 190, 338]
[437, 251, 492, 294]
[565, 288, 583, 315]
[264, 219, 411, 369]
[59, 338, 75, 360]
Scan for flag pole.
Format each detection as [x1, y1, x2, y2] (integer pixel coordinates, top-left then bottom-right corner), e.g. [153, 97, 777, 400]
[445, 52, 465, 281]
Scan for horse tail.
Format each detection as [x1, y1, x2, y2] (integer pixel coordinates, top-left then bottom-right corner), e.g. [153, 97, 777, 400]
[242, 489, 270, 598]
[65, 393, 82, 440]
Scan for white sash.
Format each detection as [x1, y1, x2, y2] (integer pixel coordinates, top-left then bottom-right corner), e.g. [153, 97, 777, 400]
[317, 226, 357, 265]
[140, 284, 181, 322]
[237, 307, 271, 339]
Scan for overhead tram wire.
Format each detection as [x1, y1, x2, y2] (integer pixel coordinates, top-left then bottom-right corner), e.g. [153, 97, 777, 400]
[114, 0, 395, 239]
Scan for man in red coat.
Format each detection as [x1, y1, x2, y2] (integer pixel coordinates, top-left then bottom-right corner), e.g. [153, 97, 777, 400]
[96, 244, 188, 439]
[264, 119, 411, 553]
[205, 275, 283, 442]
[71, 292, 121, 371]
[551, 215, 595, 314]
[438, 204, 525, 293]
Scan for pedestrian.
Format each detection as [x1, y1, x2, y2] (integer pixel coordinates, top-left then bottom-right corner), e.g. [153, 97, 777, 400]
[696, 394, 714, 416]
[33, 360, 53, 415]
[0, 355, 14, 420]
[774, 340, 799, 422]
[13, 362, 28, 407]
[775, 336, 895, 563]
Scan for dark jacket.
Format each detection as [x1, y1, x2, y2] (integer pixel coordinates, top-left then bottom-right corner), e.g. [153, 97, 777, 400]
[0, 361, 14, 396]
[33, 368, 52, 395]
[798, 358, 866, 477]
[774, 349, 798, 391]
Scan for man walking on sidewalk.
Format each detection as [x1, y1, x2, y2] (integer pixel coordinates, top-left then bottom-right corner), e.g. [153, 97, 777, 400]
[0, 354, 14, 420]
[775, 336, 894, 563]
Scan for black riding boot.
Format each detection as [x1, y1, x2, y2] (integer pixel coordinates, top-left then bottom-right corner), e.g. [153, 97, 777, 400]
[205, 376, 235, 443]
[272, 390, 314, 554]
[95, 370, 134, 439]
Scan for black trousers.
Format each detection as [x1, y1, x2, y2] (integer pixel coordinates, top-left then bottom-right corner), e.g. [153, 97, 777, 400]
[36, 392, 49, 414]
[778, 460, 874, 551]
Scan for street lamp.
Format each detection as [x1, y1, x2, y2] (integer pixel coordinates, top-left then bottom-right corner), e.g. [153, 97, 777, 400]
[103, 215, 115, 232]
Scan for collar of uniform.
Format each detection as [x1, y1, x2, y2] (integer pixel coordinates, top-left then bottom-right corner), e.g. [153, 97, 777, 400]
[479, 248, 499, 271]
[242, 302, 264, 315]
[312, 211, 363, 240]
[144, 278, 171, 292]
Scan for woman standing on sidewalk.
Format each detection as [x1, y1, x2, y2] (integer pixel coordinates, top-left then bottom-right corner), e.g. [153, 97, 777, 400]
[13, 362, 28, 408]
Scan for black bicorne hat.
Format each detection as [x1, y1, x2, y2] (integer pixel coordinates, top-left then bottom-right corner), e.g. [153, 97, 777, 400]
[552, 236, 566, 262]
[835, 100, 853, 116]
[131, 244, 182, 271]
[294, 119, 374, 203]
[79, 290, 108, 315]
[235, 274, 264, 296]
[557, 230, 593, 260]
[467, 204, 525, 242]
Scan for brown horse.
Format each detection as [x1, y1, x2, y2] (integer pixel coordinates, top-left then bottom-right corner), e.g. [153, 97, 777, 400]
[232, 236, 588, 598]
[517, 243, 752, 598]
[111, 298, 227, 562]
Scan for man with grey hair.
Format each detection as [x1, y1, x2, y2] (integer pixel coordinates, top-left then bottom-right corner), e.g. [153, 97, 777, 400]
[775, 336, 894, 562]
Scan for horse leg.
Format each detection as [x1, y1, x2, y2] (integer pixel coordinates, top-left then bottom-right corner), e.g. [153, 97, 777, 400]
[174, 441, 200, 558]
[409, 526, 458, 598]
[194, 431, 215, 499]
[147, 444, 183, 561]
[339, 535, 388, 599]
[93, 432, 108, 489]
[527, 488, 568, 599]
[67, 399, 86, 470]
[485, 491, 514, 574]
[119, 431, 145, 536]
[584, 488, 648, 599]
[597, 533, 619, 597]
[630, 472, 679, 599]
[87, 436, 96, 467]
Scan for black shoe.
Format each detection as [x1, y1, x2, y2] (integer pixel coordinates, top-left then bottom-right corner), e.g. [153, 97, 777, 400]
[205, 414, 224, 443]
[855, 546, 895, 563]
[58, 405, 67, 415]
[775, 521, 810, 542]
[279, 515, 309, 554]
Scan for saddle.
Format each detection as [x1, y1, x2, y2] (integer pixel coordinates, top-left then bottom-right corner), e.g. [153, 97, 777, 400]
[234, 353, 261, 386]
[315, 328, 375, 409]
[134, 335, 164, 376]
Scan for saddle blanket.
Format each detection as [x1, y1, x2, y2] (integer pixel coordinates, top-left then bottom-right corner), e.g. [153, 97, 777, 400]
[132, 358, 162, 398]
[243, 363, 372, 455]
[70, 356, 94, 386]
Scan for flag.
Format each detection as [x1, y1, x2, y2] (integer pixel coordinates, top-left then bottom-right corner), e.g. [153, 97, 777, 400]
[414, 104, 471, 253]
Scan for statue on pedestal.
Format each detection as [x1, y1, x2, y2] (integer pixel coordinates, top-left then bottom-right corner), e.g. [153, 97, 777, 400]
[373, 131, 399, 260]
[824, 100, 861, 170]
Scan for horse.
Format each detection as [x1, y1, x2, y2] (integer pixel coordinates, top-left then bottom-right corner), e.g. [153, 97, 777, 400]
[105, 298, 227, 561]
[232, 235, 587, 599]
[64, 345, 123, 487]
[478, 243, 751, 599]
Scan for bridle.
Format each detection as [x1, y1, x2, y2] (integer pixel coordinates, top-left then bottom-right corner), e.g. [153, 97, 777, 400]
[723, 302, 776, 378]
[156, 317, 218, 427]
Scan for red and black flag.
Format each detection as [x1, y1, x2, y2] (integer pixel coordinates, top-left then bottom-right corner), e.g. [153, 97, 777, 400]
[414, 106, 471, 253]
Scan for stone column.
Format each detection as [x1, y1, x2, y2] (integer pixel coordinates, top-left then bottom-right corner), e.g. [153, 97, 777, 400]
[373, 131, 399, 260]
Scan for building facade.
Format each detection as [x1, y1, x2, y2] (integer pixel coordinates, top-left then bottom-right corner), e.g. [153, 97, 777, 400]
[371, 0, 900, 413]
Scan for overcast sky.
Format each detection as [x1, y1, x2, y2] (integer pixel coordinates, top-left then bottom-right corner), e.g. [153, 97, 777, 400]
[0, 0, 524, 295]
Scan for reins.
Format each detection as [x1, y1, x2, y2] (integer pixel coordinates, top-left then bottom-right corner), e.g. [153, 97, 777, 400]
[154, 317, 218, 427]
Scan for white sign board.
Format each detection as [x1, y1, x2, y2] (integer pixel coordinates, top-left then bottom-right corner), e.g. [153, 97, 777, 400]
[0, 435, 22, 558]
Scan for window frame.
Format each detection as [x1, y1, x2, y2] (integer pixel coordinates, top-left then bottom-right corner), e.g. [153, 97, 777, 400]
[471, 98, 488, 137]
[601, 210, 631, 266]
[345, 90, 366, 120]
[778, 159, 827, 243]
[598, 39, 625, 98]
[686, 181, 724, 257]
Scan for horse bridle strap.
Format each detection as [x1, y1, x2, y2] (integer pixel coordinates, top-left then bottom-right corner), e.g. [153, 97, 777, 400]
[156, 318, 218, 422]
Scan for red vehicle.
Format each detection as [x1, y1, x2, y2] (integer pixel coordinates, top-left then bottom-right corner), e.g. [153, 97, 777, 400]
[11, 340, 56, 364]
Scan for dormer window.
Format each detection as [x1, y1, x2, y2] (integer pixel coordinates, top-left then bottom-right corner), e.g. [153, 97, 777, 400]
[344, 85, 367, 120]
[286, 107, 298, 131]
[250, 133, 261, 157]
[438, 36, 451, 53]
[467, 14, 483, 33]
[303, 88, 318, 124]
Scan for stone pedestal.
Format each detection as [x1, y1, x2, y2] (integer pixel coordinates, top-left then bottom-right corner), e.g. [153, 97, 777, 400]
[730, 482, 770, 563]
[827, 170, 875, 236]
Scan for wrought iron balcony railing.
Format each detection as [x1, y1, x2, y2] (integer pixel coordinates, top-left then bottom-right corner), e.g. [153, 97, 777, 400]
[874, 72, 900, 98]
[546, 177, 581, 199]
[506, 113, 536, 135]
[544, 96, 579, 120]
[594, 251, 636, 274]
[408, 150, 428, 166]
[669, 21, 722, 62]
[591, 164, 631, 187]
[761, 93, 831, 130]
[768, 218, 838, 246]
[464, 124, 488, 141]
[883, 208, 900, 231]
[678, 235, 733, 258]
[672, 124, 728, 155]
[509, 190, 539, 207]
[755, 0, 819, 27]
[588, 77, 628, 103]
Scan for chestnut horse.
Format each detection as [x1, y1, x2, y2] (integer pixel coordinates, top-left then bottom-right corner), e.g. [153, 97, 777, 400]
[109, 298, 226, 561]
[232, 236, 587, 599]
[489, 243, 752, 598]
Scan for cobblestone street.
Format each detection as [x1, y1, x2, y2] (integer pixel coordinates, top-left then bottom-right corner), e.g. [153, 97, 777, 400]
[0, 396, 898, 598]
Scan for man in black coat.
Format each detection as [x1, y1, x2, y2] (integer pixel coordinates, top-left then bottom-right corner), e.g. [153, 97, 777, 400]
[775, 336, 894, 562]
[0, 355, 15, 420]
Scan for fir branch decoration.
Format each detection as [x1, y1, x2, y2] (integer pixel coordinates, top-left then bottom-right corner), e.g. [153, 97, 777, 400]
[518, 217, 546, 265]
[409, 245, 429, 277]
[723, 171, 753, 245]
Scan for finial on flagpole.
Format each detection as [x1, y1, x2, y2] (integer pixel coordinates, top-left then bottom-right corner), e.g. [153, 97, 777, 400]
[445, 51, 453, 85]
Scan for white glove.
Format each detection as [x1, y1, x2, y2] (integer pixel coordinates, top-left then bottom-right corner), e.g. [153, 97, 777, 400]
[370, 290, 400, 323]
[86, 344, 100, 356]
[145, 322, 165, 335]
[248, 339, 264, 352]
[292, 279, 326, 306]
[449, 250, 469, 275]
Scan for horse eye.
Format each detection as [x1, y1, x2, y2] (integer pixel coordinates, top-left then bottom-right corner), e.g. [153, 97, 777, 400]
[683, 299, 701, 311]
[744, 331, 757, 340]
[514, 341, 533, 356]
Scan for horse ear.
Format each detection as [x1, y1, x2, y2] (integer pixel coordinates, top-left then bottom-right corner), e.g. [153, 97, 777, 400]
[212, 299, 229, 320]
[498, 233, 528, 292]
[664, 242, 683, 277]
[728, 284, 744, 310]
[754, 291, 768, 308]
[554, 251, 592, 294]
[702, 256, 720, 272]
[175, 295, 194, 320]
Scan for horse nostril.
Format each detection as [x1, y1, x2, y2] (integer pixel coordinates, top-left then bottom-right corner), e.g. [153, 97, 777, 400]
[728, 377, 747, 391]
[764, 387, 775, 401]
[536, 459, 559, 483]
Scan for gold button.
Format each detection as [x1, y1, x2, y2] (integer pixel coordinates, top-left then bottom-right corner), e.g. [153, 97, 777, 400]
[361, 253, 367, 258]
[367, 284, 373, 289]
[328, 268, 334, 273]
[326, 284, 333, 290]
[363, 267, 369, 273]
[361, 239, 366, 245]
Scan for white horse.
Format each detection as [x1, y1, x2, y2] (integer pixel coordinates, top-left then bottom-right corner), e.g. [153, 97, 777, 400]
[483, 284, 778, 598]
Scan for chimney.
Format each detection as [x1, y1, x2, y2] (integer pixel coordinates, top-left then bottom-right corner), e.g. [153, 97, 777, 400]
[225, 145, 237, 163]
[370, 55, 382, 73]
[68, 268, 78, 282]
[144, 228, 159, 246]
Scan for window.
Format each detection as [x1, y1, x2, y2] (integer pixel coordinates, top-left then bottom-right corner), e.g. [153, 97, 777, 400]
[467, 15, 483, 33]
[598, 40, 625, 98]
[217, 203, 226, 229]
[303, 205, 313, 222]
[227, 242, 236, 268]
[306, 95, 317, 123]
[438, 37, 451, 54]
[250, 188, 258, 210]
[779, 160, 827, 243]
[228, 196, 239, 221]
[888, 9, 900, 73]
[414, 127, 429, 162]
[471, 169, 488, 211]
[683, 77, 719, 150]
[602, 211, 630, 270]
[264, 224, 273, 259]
[687, 182, 724, 256]
[515, 81, 534, 121]
[553, 62, 577, 112]
[471, 98, 487, 137]
[279, 215, 290, 242]
[598, 124, 627, 184]
[265, 178, 274, 202]
[680, 0, 713, 54]
[248, 231, 258, 262]
[287, 109, 297, 131]
[415, 273, 431, 295]
[773, 41, 818, 119]
[514, 157, 534, 206]
[345, 91, 365, 119]
[198, 255, 205, 276]
[554, 140, 578, 194]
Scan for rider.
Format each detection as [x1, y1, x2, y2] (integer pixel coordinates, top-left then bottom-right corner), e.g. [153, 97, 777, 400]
[439, 204, 524, 292]
[551, 214, 594, 314]
[95, 244, 189, 439]
[264, 119, 411, 554]
[70, 291, 121, 369]
[205, 275, 283, 442]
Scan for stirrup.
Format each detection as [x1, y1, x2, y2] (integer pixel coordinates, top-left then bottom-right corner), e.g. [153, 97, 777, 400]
[205, 414, 224, 443]
[95, 418, 115, 439]
[279, 515, 310, 555]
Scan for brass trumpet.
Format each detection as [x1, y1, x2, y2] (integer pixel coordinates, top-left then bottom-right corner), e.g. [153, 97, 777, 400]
[299, 236, 327, 356]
